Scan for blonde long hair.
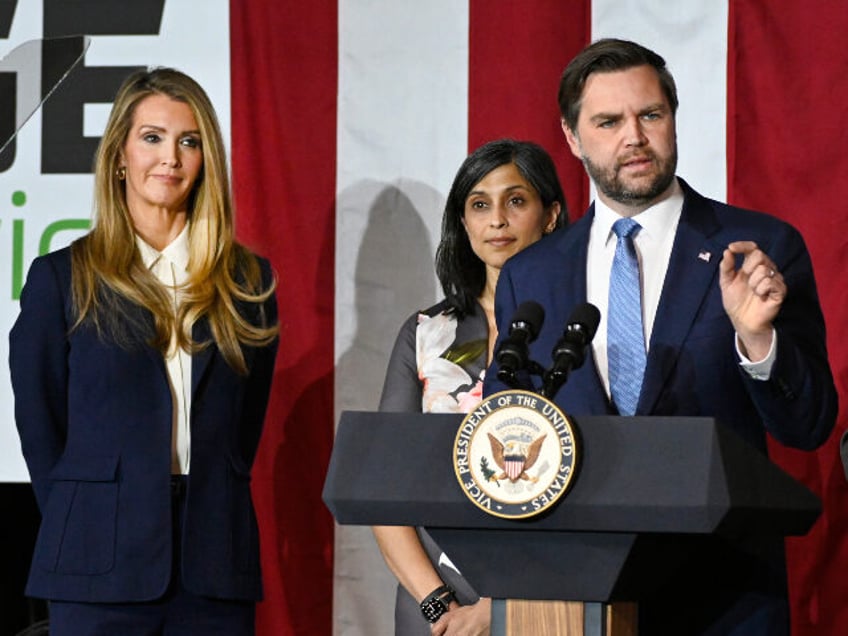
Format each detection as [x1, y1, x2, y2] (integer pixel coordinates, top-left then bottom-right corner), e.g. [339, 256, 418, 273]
[71, 67, 277, 374]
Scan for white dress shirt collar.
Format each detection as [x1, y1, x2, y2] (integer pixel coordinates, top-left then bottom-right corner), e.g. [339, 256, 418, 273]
[591, 178, 684, 250]
[135, 223, 190, 275]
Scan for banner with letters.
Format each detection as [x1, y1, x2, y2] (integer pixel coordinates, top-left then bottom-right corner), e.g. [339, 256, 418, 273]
[0, 0, 229, 481]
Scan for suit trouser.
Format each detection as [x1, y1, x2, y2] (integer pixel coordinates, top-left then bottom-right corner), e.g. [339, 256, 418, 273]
[48, 476, 255, 636]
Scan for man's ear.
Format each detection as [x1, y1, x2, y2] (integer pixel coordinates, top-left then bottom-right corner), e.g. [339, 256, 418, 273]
[561, 118, 582, 160]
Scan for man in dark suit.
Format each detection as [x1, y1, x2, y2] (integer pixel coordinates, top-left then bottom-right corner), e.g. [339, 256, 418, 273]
[484, 38, 837, 635]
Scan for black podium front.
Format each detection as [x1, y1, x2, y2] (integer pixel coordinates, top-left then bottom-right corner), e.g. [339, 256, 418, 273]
[323, 411, 819, 633]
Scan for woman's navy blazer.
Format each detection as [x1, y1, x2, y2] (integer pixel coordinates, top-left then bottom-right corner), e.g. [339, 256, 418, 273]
[9, 246, 279, 603]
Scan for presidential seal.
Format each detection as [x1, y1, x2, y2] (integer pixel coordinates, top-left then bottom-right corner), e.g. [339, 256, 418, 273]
[453, 390, 579, 519]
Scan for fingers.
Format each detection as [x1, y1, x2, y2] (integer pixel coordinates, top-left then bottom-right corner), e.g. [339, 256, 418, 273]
[725, 240, 758, 255]
[722, 241, 785, 300]
[719, 247, 736, 280]
[432, 602, 491, 636]
[750, 263, 782, 298]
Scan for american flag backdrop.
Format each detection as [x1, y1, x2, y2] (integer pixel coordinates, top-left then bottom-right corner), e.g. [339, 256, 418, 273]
[229, 2, 848, 635]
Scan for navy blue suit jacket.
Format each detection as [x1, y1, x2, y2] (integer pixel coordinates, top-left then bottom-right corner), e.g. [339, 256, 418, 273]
[484, 179, 837, 634]
[9, 246, 278, 604]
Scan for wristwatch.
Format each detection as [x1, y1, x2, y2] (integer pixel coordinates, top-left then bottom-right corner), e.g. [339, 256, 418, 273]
[419, 584, 456, 623]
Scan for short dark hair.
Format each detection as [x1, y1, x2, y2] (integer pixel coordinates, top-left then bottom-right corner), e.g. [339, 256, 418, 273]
[435, 139, 568, 317]
[558, 38, 679, 131]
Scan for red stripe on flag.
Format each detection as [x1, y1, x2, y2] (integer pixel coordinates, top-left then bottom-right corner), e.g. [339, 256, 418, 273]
[728, 2, 848, 633]
[468, 0, 592, 217]
[231, 3, 337, 635]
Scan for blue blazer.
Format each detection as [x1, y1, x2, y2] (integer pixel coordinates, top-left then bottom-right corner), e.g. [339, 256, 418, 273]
[484, 179, 837, 635]
[9, 246, 278, 603]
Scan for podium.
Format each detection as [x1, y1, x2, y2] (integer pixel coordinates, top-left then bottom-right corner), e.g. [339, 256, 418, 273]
[322, 411, 820, 635]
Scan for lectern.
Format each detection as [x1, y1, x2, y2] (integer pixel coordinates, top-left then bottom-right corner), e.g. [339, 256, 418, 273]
[322, 411, 820, 635]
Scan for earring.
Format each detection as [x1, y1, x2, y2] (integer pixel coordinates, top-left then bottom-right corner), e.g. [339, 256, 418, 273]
[116, 166, 126, 180]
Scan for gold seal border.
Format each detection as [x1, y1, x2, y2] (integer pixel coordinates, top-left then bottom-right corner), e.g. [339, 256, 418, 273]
[452, 389, 579, 520]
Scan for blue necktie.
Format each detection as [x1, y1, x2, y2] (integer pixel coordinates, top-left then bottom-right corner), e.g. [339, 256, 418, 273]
[608, 218, 646, 416]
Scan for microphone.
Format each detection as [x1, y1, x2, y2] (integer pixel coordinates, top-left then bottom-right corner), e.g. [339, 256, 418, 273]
[495, 301, 545, 388]
[540, 303, 601, 399]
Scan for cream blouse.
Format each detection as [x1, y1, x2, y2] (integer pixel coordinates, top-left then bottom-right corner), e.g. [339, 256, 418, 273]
[135, 225, 192, 475]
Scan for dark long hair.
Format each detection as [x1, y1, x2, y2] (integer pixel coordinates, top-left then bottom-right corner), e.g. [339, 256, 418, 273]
[435, 139, 568, 317]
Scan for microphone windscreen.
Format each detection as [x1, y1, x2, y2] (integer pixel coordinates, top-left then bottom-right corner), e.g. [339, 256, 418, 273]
[567, 303, 601, 341]
[512, 301, 545, 339]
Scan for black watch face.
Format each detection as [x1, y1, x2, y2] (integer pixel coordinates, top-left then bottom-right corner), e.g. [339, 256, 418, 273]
[421, 597, 448, 623]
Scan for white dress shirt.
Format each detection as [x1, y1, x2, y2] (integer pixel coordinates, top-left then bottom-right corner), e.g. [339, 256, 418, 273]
[136, 225, 192, 474]
[586, 178, 774, 400]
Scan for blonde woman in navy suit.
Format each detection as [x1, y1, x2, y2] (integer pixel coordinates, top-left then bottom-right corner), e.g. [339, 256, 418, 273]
[10, 68, 279, 635]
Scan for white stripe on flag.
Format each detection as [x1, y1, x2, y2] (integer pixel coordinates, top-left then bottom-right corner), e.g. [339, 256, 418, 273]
[334, 2, 470, 635]
[592, 0, 729, 201]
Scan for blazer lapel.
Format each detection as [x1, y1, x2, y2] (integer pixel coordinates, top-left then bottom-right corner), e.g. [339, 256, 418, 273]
[554, 209, 612, 410]
[112, 297, 171, 379]
[639, 182, 724, 414]
[191, 317, 216, 397]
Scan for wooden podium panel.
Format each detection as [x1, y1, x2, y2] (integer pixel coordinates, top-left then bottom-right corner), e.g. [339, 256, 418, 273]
[503, 601, 637, 636]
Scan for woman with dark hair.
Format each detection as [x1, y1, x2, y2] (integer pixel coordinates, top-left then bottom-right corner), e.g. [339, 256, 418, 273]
[10, 67, 278, 634]
[375, 139, 567, 635]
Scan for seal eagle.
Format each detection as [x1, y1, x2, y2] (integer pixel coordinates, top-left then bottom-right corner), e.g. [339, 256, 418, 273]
[486, 433, 546, 483]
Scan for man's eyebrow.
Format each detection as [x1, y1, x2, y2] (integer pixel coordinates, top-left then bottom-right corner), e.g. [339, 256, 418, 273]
[639, 102, 669, 114]
[588, 103, 669, 123]
[588, 111, 622, 123]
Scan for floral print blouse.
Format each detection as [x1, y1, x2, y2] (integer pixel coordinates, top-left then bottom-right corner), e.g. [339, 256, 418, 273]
[379, 299, 488, 414]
